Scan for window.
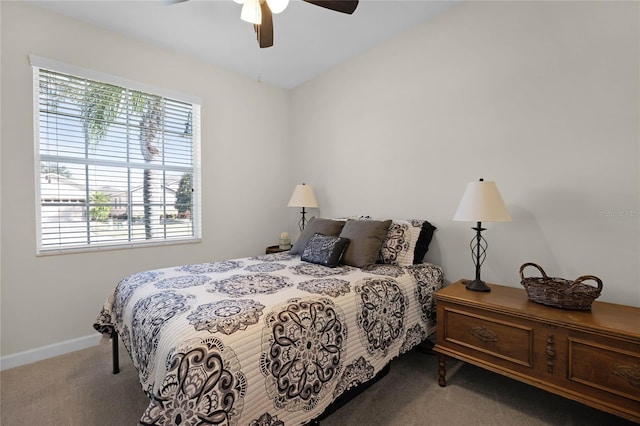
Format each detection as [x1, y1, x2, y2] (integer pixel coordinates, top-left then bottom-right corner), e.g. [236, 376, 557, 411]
[32, 57, 201, 254]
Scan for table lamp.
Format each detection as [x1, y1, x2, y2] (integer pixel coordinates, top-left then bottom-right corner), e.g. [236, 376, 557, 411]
[454, 178, 511, 292]
[288, 183, 319, 231]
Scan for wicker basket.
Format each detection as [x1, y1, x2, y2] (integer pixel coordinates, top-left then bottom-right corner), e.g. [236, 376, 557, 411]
[519, 263, 603, 310]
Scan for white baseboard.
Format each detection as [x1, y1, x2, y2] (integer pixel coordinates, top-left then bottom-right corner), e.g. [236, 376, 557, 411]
[0, 334, 101, 371]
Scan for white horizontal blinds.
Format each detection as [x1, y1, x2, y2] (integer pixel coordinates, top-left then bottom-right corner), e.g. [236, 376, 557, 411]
[36, 67, 200, 252]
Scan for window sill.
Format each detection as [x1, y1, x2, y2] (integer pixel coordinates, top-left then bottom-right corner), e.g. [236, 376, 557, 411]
[36, 237, 202, 256]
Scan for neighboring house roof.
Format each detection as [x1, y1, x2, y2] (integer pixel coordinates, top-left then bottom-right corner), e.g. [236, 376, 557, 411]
[41, 173, 86, 201]
[98, 180, 179, 198]
[40, 174, 180, 202]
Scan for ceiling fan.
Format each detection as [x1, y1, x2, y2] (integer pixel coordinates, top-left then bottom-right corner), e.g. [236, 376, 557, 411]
[172, 0, 359, 48]
[241, 0, 359, 48]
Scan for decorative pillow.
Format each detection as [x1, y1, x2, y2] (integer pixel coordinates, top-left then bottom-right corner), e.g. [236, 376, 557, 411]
[301, 233, 350, 268]
[331, 215, 371, 221]
[413, 220, 436, 264]
[378, 220, 422, 267]
[378, 220, 437, 266]
[339, 219, 392, 268]
[290, 217, 346, 255]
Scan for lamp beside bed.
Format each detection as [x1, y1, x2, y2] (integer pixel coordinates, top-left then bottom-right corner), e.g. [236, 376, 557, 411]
[287, 183, 319, 231]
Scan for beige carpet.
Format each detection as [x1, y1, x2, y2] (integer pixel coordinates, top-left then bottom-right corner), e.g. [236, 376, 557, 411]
[0, 343, 635, 426]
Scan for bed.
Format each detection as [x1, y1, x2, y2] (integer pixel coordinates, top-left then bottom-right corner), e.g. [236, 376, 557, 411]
[94, 218, 444, 425]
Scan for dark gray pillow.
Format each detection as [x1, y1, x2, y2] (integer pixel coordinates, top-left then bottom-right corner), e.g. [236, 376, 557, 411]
[339, 219, 392, 267]
[301, 233, 350, 268]
[289, 217, 346, 255]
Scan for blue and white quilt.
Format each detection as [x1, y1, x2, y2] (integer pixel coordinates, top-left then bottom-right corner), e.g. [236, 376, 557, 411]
[94, 252, 444, 425]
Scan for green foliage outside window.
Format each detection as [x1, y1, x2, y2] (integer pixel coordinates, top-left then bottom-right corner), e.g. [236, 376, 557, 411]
[90, 192, 111, 222]
[175, 173, 192, 218]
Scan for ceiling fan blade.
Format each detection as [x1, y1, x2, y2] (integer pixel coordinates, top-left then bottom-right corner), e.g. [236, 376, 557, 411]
[254, 1, 274, 48]
[303, 0, 359, 14]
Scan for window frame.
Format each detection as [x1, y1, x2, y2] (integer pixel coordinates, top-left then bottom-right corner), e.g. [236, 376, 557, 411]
[31, 55, 202, 255]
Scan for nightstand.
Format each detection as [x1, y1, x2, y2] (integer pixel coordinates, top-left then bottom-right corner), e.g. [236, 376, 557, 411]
[265, 245, 290, 254]
[434, 280, 640, 423]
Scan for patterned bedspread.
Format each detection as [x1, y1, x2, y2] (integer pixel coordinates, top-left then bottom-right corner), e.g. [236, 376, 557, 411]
[94, 252, 444, 425]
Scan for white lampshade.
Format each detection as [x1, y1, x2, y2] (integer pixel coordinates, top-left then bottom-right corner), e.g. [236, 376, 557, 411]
[267, 0, 289, 14]
[288, 183, 319, 208]
[233, 0, 244, 4]
[453, 180, 511, 222]
[241, 0, 262, 24]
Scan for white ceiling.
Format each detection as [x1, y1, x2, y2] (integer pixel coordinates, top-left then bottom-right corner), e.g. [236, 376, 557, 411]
[28, 0, 457, 89]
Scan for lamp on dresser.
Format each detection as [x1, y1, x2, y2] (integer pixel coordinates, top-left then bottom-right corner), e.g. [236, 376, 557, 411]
[453, 178, 511, 292]
[288, 183, 319, 231]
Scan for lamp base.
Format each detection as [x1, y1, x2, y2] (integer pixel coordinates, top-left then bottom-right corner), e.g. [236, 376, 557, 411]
[464, 279, 491, 292]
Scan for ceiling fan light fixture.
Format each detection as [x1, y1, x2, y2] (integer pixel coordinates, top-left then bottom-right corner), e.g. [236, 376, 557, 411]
[266, 0, 289, 14]
[241, 0, 262, 24]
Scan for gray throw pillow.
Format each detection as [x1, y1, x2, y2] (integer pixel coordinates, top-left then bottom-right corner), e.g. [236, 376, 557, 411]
[339, 219, 392, 268]
[289, 217, 347, 255]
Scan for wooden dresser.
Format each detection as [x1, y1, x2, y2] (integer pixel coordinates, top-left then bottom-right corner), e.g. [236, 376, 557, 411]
[434, 280, 640, 423]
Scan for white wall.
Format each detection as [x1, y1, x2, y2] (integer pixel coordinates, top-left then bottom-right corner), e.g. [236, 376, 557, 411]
[0, 2, 291, 358]
[290, 1, 639, 306]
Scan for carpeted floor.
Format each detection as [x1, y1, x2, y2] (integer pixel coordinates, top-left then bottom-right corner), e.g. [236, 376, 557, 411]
[0, 343, 635, 425]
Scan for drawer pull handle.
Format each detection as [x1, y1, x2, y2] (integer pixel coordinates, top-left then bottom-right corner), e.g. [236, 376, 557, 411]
[470, 326, 497, 343]
[612, 365, 640, 388]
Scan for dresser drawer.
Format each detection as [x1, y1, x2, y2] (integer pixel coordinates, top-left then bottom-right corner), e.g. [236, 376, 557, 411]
[568, 337, 640, 403]
[442, 306, 534, 369]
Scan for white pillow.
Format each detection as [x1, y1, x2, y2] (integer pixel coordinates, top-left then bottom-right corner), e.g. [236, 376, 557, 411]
[378, 220, 423, 267]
